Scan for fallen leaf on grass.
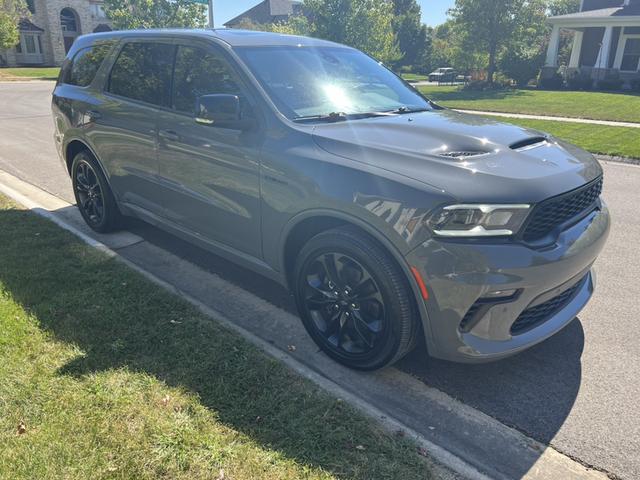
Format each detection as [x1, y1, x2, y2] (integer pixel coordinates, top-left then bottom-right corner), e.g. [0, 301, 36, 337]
[161, 395, 170, 407]
[355, 445, 366, 451]
[169, 319, 183, 325]
[217, 468, 225, 479]
[16, 421, 26, 435]
[287, 344, 296, 352]
[417, 447, 429, 457]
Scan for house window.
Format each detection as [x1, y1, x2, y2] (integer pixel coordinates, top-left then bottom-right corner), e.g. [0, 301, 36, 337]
[16, 33, 43, 55]
[621, 38, 640, 71]
[60, 8, 79, 32]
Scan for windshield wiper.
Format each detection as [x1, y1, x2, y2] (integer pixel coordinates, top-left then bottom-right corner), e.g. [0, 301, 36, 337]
[293, 112, 348, 123]
[387, 106, 431, 114]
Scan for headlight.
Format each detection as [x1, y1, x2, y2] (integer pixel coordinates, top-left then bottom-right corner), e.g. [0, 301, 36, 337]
[427, 204, 530, 237]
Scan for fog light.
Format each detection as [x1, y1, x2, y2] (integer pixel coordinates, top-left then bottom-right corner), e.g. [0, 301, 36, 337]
[483, 289, 517, 299]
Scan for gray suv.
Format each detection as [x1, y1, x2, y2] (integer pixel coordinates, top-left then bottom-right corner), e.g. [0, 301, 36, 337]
[52, 29, 610, 370]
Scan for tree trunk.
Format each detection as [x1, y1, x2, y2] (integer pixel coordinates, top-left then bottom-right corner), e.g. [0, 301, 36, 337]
[487, 41, 497, 84]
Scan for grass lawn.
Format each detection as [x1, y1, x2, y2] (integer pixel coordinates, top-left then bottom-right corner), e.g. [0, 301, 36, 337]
[418, 85, 640, 124]
[401, 73, 429, 82]
[492, 116, 640, 159]
[0, 194, 432, 480]
[0, 67, 60, 80]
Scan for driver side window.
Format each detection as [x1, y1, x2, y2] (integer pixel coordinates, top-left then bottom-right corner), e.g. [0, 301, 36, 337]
[172, 45, 242, 115]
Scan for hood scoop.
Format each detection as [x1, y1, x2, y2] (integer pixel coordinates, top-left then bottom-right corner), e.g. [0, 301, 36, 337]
[510, 136, 548, 152]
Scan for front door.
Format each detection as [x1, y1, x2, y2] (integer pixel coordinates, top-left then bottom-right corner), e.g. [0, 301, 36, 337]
[156, 42, 263, 258]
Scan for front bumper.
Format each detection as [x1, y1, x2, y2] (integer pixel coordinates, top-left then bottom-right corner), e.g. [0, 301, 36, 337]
[406, 202, 610, 363]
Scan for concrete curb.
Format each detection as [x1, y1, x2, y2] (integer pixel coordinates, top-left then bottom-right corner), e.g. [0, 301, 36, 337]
[0, 169, 612, 480]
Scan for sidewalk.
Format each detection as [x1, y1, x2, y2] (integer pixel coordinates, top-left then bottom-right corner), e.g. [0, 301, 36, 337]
[454, 109, 640, 129]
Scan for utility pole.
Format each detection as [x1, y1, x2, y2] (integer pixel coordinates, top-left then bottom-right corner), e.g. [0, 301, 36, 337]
[208, 0, 214, 28]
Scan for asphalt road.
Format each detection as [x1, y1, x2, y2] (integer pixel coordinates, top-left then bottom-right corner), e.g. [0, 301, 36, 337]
[2, 81, 639, 479]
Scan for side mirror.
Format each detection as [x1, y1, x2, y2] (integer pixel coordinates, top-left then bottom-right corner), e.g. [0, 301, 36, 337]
[195, 94, 244, 128]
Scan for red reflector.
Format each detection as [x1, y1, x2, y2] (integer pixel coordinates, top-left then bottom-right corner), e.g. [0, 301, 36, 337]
[410, 266, 429, 300]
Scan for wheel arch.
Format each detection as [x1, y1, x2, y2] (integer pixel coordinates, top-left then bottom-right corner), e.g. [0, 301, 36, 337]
[64, 138, 117, 196]
[280, 209, 434, 350]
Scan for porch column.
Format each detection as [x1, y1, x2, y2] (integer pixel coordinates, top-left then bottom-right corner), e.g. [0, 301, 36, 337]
[568, 30, 584, 68]
[545, 25, 561, 67]
[595, 26, 614, 69]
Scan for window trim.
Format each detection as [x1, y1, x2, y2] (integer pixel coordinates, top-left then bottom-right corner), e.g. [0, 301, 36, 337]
[614, 34, 640, 73]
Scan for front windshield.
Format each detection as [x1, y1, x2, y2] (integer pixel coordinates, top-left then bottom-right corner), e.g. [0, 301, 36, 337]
[235, 45, 432, 120]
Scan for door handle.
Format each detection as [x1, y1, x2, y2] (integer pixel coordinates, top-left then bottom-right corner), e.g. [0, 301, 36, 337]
[159, 129, 180, 142]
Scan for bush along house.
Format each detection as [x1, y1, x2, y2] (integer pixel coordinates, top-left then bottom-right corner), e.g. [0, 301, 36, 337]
[0, 0, 111, 67]
[542, 0, 640, 89]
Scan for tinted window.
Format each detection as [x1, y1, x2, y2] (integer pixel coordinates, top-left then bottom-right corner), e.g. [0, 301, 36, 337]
[173, 46, 241, 114]
[66, 42, 114, 87]
[108, 42, 175, 106]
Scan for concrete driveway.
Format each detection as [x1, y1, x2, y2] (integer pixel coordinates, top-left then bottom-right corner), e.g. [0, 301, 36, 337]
[1, 81, 639, 479]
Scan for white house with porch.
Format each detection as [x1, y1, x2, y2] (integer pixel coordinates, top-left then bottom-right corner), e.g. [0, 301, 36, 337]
[544, 0, 640, 86]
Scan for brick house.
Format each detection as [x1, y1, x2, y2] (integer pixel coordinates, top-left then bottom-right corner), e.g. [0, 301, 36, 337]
[0, 0, 111, 67]
[544, 0, 640, 85]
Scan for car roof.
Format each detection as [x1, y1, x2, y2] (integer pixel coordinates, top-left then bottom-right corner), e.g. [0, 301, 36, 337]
[77, 28, 348, 49]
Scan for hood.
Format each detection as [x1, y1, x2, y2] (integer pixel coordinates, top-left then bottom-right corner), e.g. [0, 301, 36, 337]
[311, 109, 602, 203]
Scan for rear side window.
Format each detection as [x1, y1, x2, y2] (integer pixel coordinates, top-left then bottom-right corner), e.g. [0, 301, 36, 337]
[108, 42, 175, 106]
[64, 41, 114, 87]
[172, 45, 242, 114]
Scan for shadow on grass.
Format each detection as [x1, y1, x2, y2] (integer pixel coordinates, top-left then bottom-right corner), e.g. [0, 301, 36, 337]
[0, 206, 426, 478]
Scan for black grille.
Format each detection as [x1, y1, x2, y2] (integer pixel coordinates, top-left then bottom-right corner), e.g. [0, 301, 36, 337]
[510, 277, 585, 335]
[522, 177, 603, 242]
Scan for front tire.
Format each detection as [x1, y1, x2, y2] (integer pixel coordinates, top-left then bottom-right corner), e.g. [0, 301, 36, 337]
[293, 226, 418, 370]
[71, 151, 122, 233]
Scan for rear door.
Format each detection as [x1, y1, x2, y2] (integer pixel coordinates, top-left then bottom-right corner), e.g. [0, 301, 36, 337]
[155, 41, 264, 258]
[87, 39, 175, 217]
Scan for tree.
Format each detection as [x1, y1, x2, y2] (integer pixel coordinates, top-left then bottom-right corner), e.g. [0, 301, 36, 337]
[548, 0, 580, 16]
[103, 0, 207, 30]
[430, 19, 486, 75]
[304, 0, 402, 64]
[450, 0, 543, 84]
[390, 0, 429, 69]
[0, 0, 28, 50]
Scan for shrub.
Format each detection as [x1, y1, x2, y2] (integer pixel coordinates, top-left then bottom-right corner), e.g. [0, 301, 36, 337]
[566, 71, 592, 91]
[463, 79, 512, 91]
[537, 71, 564, 90]
[596, 72, 623, 91]
[499, 48, 545, 87]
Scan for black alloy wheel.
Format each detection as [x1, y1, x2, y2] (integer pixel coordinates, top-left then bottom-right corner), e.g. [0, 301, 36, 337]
[75, 160, 104, 226]
[302, 252, 386, 355]
[71, 151, 122, 233]
[294, 226, 418, 370]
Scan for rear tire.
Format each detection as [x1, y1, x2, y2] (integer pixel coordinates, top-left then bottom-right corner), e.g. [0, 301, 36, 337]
[293, 226, 418, 370]
[71, 151, 122, 233]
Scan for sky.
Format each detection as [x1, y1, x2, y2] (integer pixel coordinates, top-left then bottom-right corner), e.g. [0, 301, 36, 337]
[214, 0, 455, 28]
